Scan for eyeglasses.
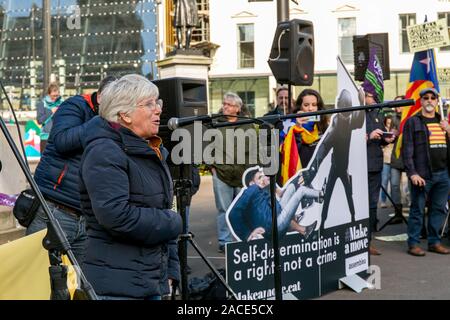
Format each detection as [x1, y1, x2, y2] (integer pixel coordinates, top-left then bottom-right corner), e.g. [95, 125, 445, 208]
[421, 96, 437, 101]
[223, 101, 238, 108]
[137, 99, 163, 111]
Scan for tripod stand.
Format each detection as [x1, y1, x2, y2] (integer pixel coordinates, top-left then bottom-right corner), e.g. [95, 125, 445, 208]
[173, 164, 237, 300]
[0, 105, 97, 300]
[378, 184, 408, 231]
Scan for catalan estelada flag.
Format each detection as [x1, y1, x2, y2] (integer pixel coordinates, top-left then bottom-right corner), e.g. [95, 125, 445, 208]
[395, 49, 440, 158]
[280, 124, 319, 185]
[281, 126, 302, 185]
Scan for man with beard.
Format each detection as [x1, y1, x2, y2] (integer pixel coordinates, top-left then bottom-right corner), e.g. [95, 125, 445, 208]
[402, 87, 450, 256]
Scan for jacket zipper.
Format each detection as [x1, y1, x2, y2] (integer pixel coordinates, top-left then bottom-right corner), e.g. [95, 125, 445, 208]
[53, 164, 68, 190]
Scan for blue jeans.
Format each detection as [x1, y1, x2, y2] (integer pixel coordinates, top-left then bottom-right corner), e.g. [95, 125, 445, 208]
[212, 173, 240, 246]
[380, 163, 391, 203]
[407, 169, 450, 247]
[390, 167, 403, 206]
[26, 202, 87, 265]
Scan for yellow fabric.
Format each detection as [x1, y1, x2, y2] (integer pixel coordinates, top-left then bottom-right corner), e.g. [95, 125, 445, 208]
[281, 125, 302, 185]
[281, 124, 319, 185]
[149, 136, 163, 160]
[61, 255, 79, 299]
[299, 124, 320, 145]
[0, 230, 51, 300]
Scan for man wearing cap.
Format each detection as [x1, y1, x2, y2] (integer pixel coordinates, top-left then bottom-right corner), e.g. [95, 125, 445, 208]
[402, 87, 450, 256]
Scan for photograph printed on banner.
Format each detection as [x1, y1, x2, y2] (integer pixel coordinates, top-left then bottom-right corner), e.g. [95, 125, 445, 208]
[224, 57, 371, 300]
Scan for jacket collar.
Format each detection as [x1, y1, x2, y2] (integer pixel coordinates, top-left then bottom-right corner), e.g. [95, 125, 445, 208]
[116, 125, 165, 159]
[417, 111, 442, 122]
[86, 117, 165, 160]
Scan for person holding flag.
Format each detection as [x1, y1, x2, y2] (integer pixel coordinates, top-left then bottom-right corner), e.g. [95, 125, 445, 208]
[362, 48, 395, 255]
[395, 49, 441, 159]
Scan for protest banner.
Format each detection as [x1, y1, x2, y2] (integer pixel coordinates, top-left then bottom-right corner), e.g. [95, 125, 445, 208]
[225, 57, 370, 299]
[407, 19, 450, 53]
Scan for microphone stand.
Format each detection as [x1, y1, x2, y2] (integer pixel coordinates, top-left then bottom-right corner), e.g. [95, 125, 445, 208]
[172, 163, 238, 300]
[0, 113, 97, 300]
[378, 185, 408, 231]
[211, 98, 415, 300]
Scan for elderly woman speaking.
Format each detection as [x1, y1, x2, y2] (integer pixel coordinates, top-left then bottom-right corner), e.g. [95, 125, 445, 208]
[79, 74, 182, 300]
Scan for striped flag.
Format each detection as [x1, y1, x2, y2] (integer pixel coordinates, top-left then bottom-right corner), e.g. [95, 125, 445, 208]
[394, 49, 440, 157]
[281, 126, 302, 185]
[362, 47, 384, 103]
[280, 124, 319, 185]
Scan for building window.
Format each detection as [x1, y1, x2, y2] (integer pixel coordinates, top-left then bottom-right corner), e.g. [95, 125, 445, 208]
[399, 13, 416, 53]
[338, 17, 356, 64]
[0, 0, 158, 113]
[166, 0, 209, 52]
[192, 0, 210, 43]
[438, 12, 450, 51]
[237, 24, 255, 68]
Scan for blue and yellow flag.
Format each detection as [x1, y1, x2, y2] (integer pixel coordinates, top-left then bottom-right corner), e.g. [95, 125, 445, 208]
[395, 49, 440, 157]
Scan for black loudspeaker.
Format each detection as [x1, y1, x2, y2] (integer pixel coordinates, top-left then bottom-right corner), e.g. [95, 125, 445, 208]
[152, 77, 208, 168]
[268, 19, 314, 86]
[353, 33, 390, 81]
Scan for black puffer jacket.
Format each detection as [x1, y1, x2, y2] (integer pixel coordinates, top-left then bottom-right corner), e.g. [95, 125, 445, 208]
[79, 116, 182, 298]
[366, 109, 388, 172]
[34, 94, 97, 210]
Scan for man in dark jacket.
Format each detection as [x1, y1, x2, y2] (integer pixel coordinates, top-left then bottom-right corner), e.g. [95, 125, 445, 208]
[389, 96, 408, 217]
[402, 87, 450, 256]
[265, 85, 296, 144]
[266, 86, 290, 117]
[211, 92, 253, 253]
[264, 86, 295, 184]
[365, 91, 395, 255]
[27, 76, 117, 264]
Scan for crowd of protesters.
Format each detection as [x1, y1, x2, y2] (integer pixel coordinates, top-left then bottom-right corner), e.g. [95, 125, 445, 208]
[10, 72, 448, 300]
[217, 84, 449, 258]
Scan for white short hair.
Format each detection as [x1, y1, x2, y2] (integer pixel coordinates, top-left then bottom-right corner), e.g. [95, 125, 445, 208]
[223, 92, 243, 109]
[99, 74, 159, 122]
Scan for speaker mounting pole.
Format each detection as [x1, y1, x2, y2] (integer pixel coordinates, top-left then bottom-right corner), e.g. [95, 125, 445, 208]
[277, 0, 289, 22]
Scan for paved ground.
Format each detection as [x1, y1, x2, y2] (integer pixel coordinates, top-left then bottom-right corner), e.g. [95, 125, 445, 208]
[187, 175, 450, 300]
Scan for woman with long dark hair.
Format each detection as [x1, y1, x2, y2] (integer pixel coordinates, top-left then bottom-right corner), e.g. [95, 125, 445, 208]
[281, 89, 328, 185]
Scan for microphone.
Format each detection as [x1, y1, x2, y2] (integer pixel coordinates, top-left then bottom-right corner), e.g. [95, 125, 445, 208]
[167, 114, 213, 130]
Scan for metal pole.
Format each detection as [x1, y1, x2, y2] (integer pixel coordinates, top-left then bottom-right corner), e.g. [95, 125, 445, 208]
[270, 175, 283, 300]
[43, 0, 52, 90]
[277, 0, 289, 22]
[272, 1, 290, 298]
